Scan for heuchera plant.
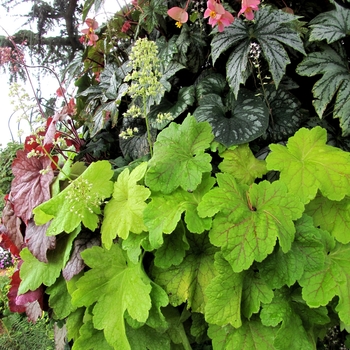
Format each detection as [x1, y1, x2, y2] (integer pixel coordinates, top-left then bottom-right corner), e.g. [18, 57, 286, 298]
[2, 0, 350, 349]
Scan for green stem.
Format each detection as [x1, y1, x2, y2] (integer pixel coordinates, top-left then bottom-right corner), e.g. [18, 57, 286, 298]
[144, 97, 153, 157]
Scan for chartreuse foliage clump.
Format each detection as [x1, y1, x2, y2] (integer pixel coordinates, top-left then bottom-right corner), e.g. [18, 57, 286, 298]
[14, 114, 350, 349]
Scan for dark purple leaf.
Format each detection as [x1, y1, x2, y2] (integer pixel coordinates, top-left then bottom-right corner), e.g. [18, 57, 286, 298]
[11, 150, 55, 224]
[25, 220, 56, 263]
[2, 200, 23, 253]
[63, 232, 100, 280]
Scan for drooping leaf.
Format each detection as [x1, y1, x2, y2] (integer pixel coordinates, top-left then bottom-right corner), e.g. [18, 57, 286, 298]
[101, 162, 150, 248]
[11, 150, 54, 224]
[145, 115, 213, 194]
[33, 160, 114, 235]
[211, 6, 305, 97]
[71, 244, 152, 350]
[259, 214, 326, 289]
[260, 287, 326, 350]
[208, 318, 277, 350]
[266, 127, 350, 204]
[198, 175, 304, 272]
[194, 71, 227, 100]
[299, 241, 350, 325]
[296, 45, 350, 135]
[193, 89, 269, 147]
[219, 144, 267, 185]
[309, 2, 350, 44]
[153, 233, 217, 313]
[144, 173, 215, 248]
[25, 220, 56, 263]
[305, 193, 350, 244]
[19, 229, 79, 294]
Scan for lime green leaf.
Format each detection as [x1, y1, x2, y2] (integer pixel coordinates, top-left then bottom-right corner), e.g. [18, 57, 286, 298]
[309, 3, 350, 44]
[71, 244, 152, 350]
[19, 230, 79, 294]
[126, 323, 171, 350]
[211, 7, 305, 97]
[259, 214, 325, 289]
[34, 161, 114, 235]
[66, 307, 85, 342]
[153, 233, 217, 313]
[146, 282, 169, 331]
[296, 45, 350, 135]
[193, 89, 269, 147]
[122, 232, 150, 264]
[145, 115, 213, 194]
[144, 173, 215, 248]
[205, 252, 243, 327]
[266, 127, 350, 204]
[219, 144, 267, 185]
[198, 174, 304, 272]
[299, 242, 350, 325]
[153, 222, 190, 269]
[260, 287, 320, 350]
[305, 193, 350, 244]
[208, 318, 277, 350]
[101, 162, 150, 248]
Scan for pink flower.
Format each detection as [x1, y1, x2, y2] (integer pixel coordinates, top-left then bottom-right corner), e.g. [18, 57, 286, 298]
[56, 86, 65, 97]
[237, 0, 260, 20]
[168, 7, 189, 28]
[204, 0, 234, 31]
[81, 18, 99, 46]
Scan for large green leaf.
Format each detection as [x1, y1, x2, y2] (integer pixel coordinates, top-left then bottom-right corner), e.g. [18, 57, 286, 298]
[153, 233, 217, 313]
[299, 241, 350, 325]
[198, 175, 304, 272]
[266, 127, 350, 204]
[71, 244, 152, 350]
[33, 161, 114, 235]
[309, 2, 350, 44]
[144, 173, 215, 249]
[101, 162, 150, 249]
[145, 115, 213, 194]
[211, 6, 305, 97]
[193, 89, 269, 146]
[296, 45, 350, 135]
[305, 193, 350, 244]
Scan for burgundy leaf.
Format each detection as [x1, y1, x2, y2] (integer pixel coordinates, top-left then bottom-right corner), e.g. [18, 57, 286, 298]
[24, 300, 43, 323]
[11, 150, 55, 224]
[26, 220, 56, 263]
[63, 233, 100, 280]
[2, 200, 23, 253]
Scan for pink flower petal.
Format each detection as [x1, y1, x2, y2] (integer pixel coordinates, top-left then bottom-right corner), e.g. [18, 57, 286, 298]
[168, 7, 188, 23]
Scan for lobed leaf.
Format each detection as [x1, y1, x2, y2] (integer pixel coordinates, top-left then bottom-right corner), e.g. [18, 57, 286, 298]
[266, 127, 350, 204]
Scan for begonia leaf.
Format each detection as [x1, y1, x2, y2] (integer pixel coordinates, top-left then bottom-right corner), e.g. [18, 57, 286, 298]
[205, 252, 243, 328]
[101, 162, 150, 249]
[144, 173, 215, 248]
[153, 221, 189, 269]
[260, 287, 329, 350]
[219, 144, 267, 185]
[266, 127, 350, 204]
[11, 150, 55, 224]
[145, 115, 213, 194]
[19, 228, 79, 294]
[305, 193, 350, 244]
[299, 241, 350, 325]
[33, 160, 114, 235]
[198, 174, 304, 272]
[259, 214, 325, 289]
[71, 244, 152, 350]
[153, 233, 217, 313]
[208, 318, 277, 350]
[25, 220, 56, 263]
[63, 231, 100, 280]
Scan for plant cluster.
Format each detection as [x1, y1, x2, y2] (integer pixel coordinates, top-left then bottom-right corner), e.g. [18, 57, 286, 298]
[1, 0, 350, 349]
[0, 247, 13, 269]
